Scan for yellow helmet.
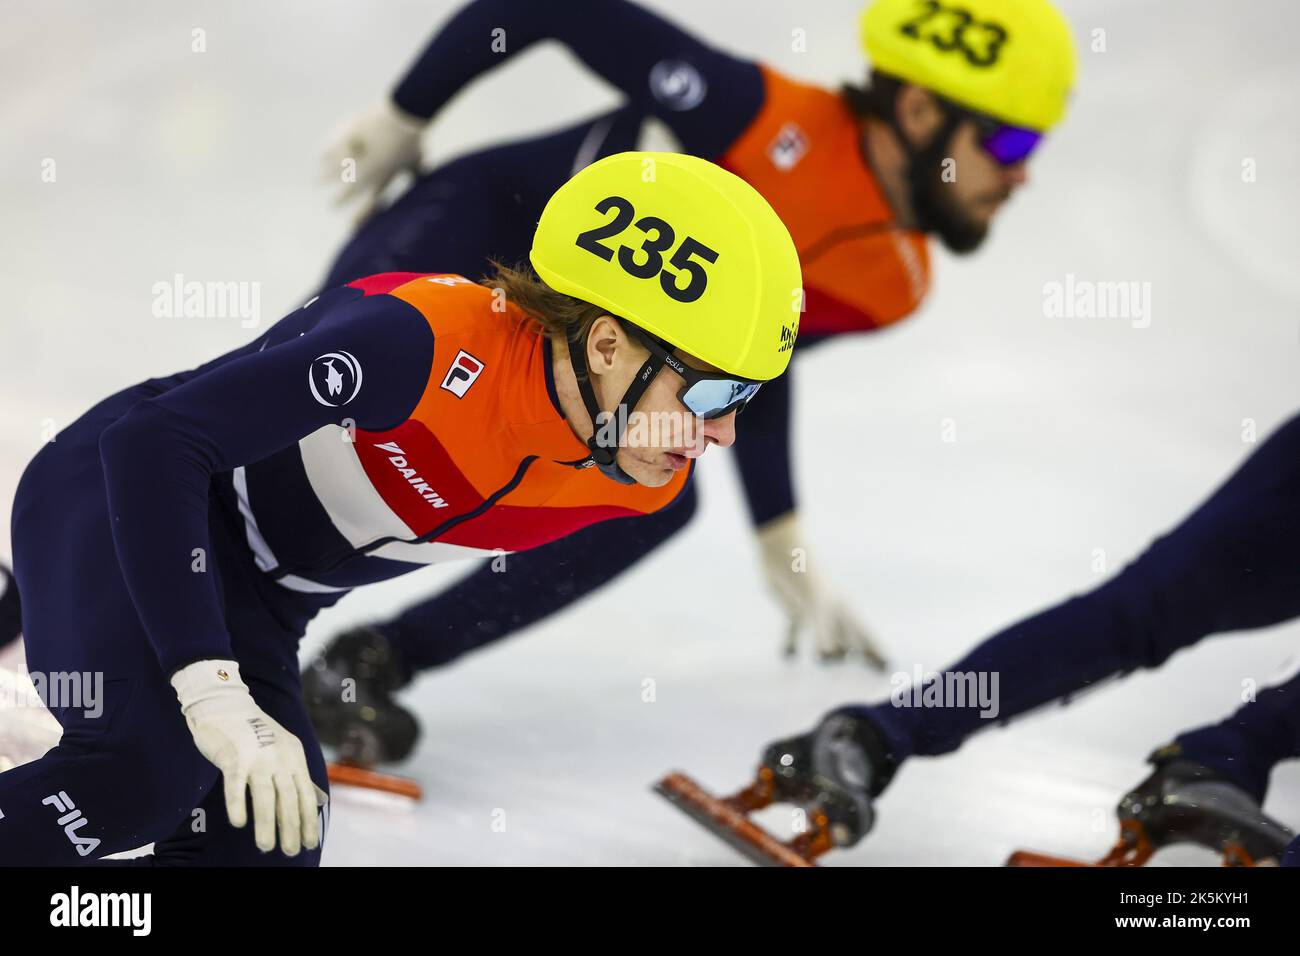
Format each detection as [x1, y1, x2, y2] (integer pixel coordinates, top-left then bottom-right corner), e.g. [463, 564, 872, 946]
[530, 151, 802, 383]
[861, 0, 1077, 131]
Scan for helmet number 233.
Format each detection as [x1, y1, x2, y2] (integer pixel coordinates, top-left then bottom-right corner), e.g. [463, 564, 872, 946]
[575, 196, 720, 304]
[899, 1, 1007, 68]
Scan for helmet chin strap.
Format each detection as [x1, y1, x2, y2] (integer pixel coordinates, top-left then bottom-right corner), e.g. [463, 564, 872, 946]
[566, 324, 667, 485]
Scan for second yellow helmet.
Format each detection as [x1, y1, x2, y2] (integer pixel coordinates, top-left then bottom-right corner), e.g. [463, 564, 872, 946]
[861, 0, 1077, 132]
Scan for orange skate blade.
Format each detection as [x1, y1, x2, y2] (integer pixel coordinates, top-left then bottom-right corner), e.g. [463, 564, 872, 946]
[1008, 843, 1260, 867]
[654, 771, 821, 867]
[1221, 842, 1262, 867]
[327, 762, 422, 800]
[1006, 850, 1099, 867]
[1007, 820, 1155, 867]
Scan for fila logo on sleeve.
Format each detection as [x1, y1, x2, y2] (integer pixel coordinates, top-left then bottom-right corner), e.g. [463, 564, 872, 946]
[440, 350, 485, 399]
[767, 122, 809, 172]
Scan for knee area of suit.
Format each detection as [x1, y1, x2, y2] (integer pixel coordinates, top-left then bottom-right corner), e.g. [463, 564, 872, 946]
[49, 735, 217, 822]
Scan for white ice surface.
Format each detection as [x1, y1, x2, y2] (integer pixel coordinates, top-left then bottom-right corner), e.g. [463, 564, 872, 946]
[0, 0, 1297, 865]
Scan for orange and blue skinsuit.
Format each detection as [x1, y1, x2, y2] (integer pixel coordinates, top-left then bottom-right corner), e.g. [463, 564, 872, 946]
[1, 272, 687, 863]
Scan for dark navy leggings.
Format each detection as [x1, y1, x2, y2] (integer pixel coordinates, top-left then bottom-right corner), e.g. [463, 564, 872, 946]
[850, 414, 1300, 806]
[1, 384, 329, 865]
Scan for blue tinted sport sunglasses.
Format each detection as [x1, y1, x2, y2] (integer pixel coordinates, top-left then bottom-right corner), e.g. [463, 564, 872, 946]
[943, 99, 1044, 166]
[623, 323, 762, 419]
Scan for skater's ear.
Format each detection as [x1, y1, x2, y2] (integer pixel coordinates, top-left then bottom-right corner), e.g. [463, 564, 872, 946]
[585, 314, 643, 376]
[894, 84, 946, 149]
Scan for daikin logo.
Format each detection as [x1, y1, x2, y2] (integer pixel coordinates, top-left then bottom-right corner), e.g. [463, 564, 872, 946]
[374, 441, 449, 509]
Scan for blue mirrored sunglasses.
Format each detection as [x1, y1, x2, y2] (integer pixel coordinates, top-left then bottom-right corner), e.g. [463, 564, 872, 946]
[678, 376, 763, 419]
[625, 324, 764, 419]
[978, 123, 1043, 166]
[943, 97, 1044, 166]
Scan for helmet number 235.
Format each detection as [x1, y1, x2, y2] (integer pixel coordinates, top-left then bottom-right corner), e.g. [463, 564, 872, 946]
[575, 196, 720, 304]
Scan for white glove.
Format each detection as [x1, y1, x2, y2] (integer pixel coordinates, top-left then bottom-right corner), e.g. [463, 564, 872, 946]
[171, 659, 322, 856]
[322, 98, 426, 222]
[757, 513, 888, 669]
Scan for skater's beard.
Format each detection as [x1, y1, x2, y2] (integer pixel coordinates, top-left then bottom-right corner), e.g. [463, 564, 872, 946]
[907, 131, 998, 255]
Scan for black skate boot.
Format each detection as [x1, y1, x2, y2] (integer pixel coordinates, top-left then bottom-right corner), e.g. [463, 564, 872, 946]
[303, 627, 420, 767]
[655, 712, 901, 865]
[1117, 743, 1296, 865]
[760, 711, 899, 848]
[0, 564, 21, 651]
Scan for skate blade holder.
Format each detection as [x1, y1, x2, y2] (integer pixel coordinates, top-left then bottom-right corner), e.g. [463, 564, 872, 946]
[327, 761, 423, 801]
[1006, 818, 1265, 867]
[654, 769, 834, 867]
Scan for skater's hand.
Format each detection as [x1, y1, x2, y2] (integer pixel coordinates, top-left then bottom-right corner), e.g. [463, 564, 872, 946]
[321, 98, 426, 223]
[756, 514, 888, 669]
[171, 659, 322, 856]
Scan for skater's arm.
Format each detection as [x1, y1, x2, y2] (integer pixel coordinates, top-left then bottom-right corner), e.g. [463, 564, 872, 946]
[732, 369, 796, 529]
[392, 0, 764, 158]
[732, 373, 886, 666]
[99, 294, 434, 674]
